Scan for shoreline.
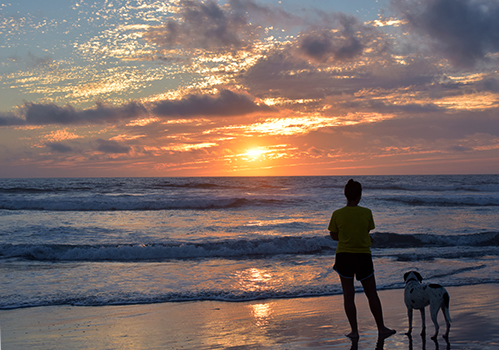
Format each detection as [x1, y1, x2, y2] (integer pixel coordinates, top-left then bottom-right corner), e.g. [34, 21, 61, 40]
[2, 284, 499, 349]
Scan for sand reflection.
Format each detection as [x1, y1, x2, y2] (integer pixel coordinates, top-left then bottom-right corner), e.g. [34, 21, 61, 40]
[249, 302, 274, 327]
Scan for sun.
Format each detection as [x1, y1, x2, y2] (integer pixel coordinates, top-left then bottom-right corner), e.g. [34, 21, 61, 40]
[245, 148, 265, 158]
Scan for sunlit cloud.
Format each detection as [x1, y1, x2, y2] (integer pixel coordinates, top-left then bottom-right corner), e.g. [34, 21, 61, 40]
[159, 142, 218, 152]
[110, 134, 145, 141]
[368, 17, 407, 27]
[43, 129, 81, 142]
[244, 116, 340, 136]
[126, 117, 161, 127]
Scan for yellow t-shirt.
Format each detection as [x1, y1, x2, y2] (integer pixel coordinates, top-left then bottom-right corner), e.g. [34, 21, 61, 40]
[328, 206, 374, 254]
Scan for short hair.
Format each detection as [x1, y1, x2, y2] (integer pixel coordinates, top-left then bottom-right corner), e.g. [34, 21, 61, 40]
[344, 179, 362, 200]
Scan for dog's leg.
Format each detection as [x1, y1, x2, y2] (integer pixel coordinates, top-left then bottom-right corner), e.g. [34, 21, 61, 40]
[419, 308, 426, 336]
[442, 293, 451, 339]
[442, 307, 451, 339]
[429, 302, 440, 340]
[406, 308, 413, 335]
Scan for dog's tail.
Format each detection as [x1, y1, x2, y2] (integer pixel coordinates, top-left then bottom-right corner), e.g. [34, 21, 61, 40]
[443, 292, 452, 324]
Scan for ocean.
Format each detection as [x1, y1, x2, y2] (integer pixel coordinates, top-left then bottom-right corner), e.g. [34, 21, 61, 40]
[1, 175, 498, 310]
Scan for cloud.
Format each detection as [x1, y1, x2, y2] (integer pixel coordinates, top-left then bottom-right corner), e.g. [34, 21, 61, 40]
[338, 109, 499, 141]
[475, 78, 499, 92]
[0, 113, 26, 126]
[241, 47, 437, 101]
[340, 100, 443, 114]
[298, 14, 367, 62]
[27, 52, 54, 68]
[394, 0, 499, 67]
[143, 0, 299, 55]
[143, 0, 257, 53]
[1, 91, 271, 128]
[96, 139, 131, 154]
[24, 102, 146, 125]
[46, 142, 73, 153]
[300, 108, 499, 162]
[152, 89, 273, 117]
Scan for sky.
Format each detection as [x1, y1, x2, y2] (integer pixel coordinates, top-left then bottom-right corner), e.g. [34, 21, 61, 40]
[1, 0, 499, 177]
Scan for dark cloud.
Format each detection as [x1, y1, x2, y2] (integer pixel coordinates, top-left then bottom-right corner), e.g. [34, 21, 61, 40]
[96, 139, 130, 154]
[241, 48, 437, 100]
[450, 145, 472, 152]
[0, 113, 26, 126]
[475, 78, 499, 92]
[395, 0, 499, 67]
[46, 142, 73, 153]
[143, 0, 298, 54]
[1, 91, 270, 128]
[152, 89, 273, 117]
[24, 102, 146, 125]
[304, 109, 499, 159]
[143, 0, 256, 53]
[343, 109, 499, 140]
[299, 14, 366, 62]
[27, 52, 53, 68]
[341, 100, 443, 114]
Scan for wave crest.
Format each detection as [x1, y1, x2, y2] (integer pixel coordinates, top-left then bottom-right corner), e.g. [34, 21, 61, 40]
[2, 232, 498, 262]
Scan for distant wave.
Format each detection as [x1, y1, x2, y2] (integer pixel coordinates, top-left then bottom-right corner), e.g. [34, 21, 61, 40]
[2, 232, 498, 262]
[0, 196, 292, 211]
[0, 236, 334, 261]
[146, 181, 226, 190]
[0, 186, 95, 194]
[382, 196, 499, 207]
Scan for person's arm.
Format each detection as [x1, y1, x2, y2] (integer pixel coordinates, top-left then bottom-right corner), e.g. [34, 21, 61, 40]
[330, 231, 339, 241]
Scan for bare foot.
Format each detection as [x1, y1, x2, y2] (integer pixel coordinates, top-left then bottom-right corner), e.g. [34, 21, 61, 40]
[378, 327, 396, 338]
[346, 331, 360, 339]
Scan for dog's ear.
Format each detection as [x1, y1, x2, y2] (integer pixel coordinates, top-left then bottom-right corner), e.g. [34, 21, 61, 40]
[403, 271, 410, 281]
[414, 271, 423, 282]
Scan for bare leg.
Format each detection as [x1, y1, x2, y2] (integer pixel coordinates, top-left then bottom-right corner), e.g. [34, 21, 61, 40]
[361, 275, 396, 337]
[340, 276, 359, 338]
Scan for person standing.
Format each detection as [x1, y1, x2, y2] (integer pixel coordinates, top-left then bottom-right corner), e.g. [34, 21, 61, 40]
[328, 179, 396, 339]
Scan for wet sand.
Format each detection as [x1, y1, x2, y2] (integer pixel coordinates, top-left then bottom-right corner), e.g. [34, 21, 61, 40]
[2, 284, 499, 349]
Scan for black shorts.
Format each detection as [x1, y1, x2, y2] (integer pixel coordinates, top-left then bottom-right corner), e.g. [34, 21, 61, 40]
[333, 253, 374, 281]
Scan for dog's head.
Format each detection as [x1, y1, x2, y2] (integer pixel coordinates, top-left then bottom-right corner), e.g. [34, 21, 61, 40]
[404, 271, 423, 284]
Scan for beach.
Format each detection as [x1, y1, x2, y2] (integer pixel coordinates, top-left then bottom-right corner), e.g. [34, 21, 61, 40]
[2, 284, 499, 349]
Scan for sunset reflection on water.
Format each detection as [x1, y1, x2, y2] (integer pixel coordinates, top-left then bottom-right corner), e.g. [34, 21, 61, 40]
[236, 267, 281, 293]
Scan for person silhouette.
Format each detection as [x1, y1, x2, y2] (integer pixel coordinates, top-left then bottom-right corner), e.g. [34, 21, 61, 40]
[328, 179, 396, 339]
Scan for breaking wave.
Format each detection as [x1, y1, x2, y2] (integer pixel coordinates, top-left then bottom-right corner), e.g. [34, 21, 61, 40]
[2, 232, 498, 262]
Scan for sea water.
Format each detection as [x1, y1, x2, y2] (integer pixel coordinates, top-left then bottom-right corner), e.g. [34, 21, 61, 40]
[0, 175, 498, 309]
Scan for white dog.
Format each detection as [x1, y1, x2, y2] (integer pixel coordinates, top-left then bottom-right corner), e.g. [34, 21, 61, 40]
[403, 271, 451, 339]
